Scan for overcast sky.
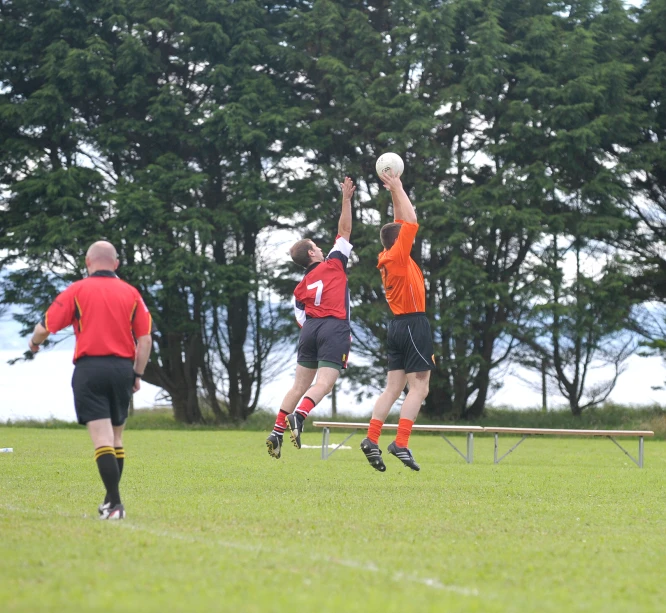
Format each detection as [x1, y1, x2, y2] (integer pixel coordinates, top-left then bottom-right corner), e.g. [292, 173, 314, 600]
[2, 314, 666, 423]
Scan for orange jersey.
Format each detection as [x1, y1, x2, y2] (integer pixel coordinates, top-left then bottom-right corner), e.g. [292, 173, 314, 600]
[377, 220, 426, 315]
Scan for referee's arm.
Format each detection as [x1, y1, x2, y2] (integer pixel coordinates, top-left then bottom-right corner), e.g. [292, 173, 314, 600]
[29, 286, 76, 352]
[28, 323, 50, 352]
[133, 334, 152, 392]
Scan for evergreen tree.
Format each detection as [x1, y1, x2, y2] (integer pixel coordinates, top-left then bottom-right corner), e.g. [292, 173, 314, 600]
[517, 237, 635, 415]
[519, 0, 642, 414]
[283, 0, 565, 418]
[626, 0, 666, 295]
[621, 0, 666, 367]
[1, 0, 649, 422]
[0, 0, 301, 422]
[281, 0, 459, 410]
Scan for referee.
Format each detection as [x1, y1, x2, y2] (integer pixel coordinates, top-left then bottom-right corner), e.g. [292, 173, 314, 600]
[28, 241, 152, 520]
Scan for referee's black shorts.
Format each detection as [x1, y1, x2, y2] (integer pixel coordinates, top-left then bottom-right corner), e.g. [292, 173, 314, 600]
[387, 312, 435, 374]
[71, 356, 134, 426]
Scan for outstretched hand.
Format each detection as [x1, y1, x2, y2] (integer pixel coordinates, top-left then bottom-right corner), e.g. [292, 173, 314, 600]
[380, 171, 403, 192]
[340, 176, 356, 200]
[337, 176, 354, 240]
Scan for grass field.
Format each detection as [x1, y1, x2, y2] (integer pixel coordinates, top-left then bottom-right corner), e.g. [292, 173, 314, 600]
[1, 427, 665, 612]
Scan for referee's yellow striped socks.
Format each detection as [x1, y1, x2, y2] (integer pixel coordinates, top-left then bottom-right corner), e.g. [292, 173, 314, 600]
[115, 446, 125, 478]
[94, 446, 121, 506]
[101, 447, 126, 506]
[94, 446, 115, 461]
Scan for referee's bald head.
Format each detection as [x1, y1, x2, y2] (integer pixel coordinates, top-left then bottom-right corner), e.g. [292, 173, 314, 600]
[86, 241, 119, 273]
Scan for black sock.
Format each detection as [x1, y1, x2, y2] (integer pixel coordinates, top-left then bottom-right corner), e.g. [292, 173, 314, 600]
[115, 447, 125, 481]
[95, 446, 121, 506]
[104, 447, 125, 505]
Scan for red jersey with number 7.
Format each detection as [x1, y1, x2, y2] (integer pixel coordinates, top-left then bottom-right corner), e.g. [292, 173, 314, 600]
[293, 236, 352, 326]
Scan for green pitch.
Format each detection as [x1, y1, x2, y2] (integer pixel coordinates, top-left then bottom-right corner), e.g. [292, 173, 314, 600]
[1, 427, 664, 612]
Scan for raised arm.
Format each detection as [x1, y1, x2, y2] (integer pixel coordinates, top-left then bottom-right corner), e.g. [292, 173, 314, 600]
[381, 172, 416, 224]
[337, 176, 355, 241]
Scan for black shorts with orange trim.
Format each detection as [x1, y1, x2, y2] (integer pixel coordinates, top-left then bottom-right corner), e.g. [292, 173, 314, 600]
[71, 356, 134, 426]
[297, 317, 351, 369]
[387, 312, 435, 373]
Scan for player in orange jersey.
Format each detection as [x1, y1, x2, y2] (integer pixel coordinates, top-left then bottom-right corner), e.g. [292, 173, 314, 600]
[360, 172, 435, 472]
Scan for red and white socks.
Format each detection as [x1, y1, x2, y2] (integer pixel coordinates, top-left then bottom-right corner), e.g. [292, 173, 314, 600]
[272, 409, 289, 438]
[294, 396, 316, 420]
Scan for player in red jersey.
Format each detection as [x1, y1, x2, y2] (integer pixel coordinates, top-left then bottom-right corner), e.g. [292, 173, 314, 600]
[266, 177, 355, 459]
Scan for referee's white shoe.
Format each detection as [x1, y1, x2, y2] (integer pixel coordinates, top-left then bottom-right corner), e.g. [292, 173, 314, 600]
[99, 503, 125, 520]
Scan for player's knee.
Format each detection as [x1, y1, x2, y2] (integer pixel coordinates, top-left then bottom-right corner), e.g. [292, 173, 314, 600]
[409, 372, 430, 399]
[316, 368, 340, 396]
[413, 385, 429, 401]
[384, 383, 404, 402]
[319, 381, 335, 396]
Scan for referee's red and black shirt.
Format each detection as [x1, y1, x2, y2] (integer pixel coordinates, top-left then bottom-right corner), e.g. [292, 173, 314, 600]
[42, 271, 152, 362]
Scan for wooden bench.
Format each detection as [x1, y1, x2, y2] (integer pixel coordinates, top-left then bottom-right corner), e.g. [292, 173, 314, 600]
[483, 427, 655, 468]
[312, 421, 484, 463]
[311, 422, 655, 468]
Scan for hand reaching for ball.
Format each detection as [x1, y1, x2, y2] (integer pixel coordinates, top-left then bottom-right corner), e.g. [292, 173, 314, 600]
[381, 171, 403, 193]
[340, 176, 356, 201]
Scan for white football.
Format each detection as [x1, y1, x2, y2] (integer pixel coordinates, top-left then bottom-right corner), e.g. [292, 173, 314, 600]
[375, 152, 404, 179]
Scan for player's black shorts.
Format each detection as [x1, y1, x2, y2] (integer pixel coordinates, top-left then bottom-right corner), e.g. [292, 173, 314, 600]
[297, 317, 351, 369]
[71, 356, 134, 426]
[387, 312, 435, 374]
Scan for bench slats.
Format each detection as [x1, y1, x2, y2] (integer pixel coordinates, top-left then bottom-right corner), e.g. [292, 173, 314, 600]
[312, 421, 483, 432]
[312, 421, 653, 467]
[311, 422, 654, 437]
[482, 427, 654, 437]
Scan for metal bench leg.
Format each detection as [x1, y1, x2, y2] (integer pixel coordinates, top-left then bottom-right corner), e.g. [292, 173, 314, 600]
[320, 428, 358, 460]
[494, 434, 529, 464]
[607, 436, 644, 468]
[321, 428, 330, 460]
[441, 435, 472, 463]
[467, 433, 474, 464]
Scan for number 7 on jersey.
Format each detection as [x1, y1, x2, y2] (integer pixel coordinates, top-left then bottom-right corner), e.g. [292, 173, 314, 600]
[307, 280, 324, 306]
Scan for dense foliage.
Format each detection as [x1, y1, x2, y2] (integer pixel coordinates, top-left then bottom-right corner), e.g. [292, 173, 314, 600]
[1, 0, 664, 421]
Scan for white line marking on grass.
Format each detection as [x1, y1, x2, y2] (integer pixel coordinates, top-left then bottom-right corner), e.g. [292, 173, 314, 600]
[392, 572, 479, 596]
[123, 523, 479, 595]
[1, 503, 479, 597]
